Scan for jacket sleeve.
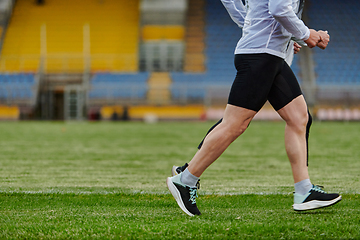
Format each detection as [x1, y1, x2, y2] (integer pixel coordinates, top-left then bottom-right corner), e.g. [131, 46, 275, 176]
[221, 0, 246, 28]
[268, 0, 310, 40]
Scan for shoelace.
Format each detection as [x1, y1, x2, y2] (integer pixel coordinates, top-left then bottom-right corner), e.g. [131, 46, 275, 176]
[313, 185, 326, 193]
[189, 188, 198, 204]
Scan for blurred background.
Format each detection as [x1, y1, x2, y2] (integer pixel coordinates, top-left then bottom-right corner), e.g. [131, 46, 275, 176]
[0, 0, 358, 121]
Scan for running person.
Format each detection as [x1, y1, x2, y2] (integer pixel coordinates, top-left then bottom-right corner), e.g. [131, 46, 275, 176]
[167, 0, 341, 216]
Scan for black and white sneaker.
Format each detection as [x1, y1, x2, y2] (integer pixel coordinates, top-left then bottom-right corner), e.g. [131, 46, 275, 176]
[171, 163, 200, 189]
[166, 173, 201, 216]
[293, 185, 342, 211]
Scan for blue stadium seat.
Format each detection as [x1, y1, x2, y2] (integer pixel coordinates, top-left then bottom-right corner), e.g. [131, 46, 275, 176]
[89, 72, 149, 100]
[307, 0, 360, 86]
[0, 74, 36, 101]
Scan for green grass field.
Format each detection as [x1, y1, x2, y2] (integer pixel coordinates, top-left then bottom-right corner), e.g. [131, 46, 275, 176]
[0, 121, 359, 239]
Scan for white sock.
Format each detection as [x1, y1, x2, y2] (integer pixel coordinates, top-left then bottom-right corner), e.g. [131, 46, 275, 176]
[294, 179, 312, 195]
[180, 168, 199, 188]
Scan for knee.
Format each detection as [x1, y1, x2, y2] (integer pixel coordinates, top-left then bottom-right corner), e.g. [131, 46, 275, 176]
[225, 121, 250, 139]
[234, 125, 248, 137]
[287, 110, 309, 133]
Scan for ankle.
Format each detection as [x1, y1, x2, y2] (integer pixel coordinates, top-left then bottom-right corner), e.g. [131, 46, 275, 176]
[294, 179, 312, 195]
[180, 168, 199, 188]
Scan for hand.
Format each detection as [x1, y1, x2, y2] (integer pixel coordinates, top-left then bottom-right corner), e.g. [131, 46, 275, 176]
[293, 42, 302, 54]
[304, 29, 321, 48]
[317, 30, 330, 50]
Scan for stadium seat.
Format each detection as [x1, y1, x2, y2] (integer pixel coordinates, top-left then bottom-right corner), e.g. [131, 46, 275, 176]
[307, 0, 360, 86]
[0, 74, 37, 102]
[1, 0, 140, 73]
[88, 73, 149, 100]
[170, 0, 242, 100]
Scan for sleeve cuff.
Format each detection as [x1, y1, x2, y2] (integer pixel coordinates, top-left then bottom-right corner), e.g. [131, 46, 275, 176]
[301, 28, 310, 41]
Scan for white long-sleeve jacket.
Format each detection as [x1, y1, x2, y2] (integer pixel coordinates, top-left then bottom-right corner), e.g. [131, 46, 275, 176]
[221, 0, 309, 59]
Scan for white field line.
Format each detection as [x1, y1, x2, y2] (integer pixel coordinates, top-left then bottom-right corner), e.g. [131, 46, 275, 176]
[0, 189, 358, 195]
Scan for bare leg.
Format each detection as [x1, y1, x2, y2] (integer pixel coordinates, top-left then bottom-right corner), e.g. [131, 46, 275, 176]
[277, 95, 310, 183]
[187, 104, 257, 177]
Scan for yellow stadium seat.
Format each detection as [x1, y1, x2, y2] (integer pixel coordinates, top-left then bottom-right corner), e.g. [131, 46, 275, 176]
[142, 25, 185, 41]
[1, 0, 140, 73]
[0, 105, 20, 120]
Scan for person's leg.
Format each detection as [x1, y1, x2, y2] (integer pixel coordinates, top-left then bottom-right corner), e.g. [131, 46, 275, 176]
[172, 118, 223, 190]
[167, 105, 256, 216]
[188, 54, 283, 177]
[167, 54, 283, 216]
[267, 61, 309, 183]
[187, 104, 256, 177]
[277, 95, 309, 183]
[197, 118, 223, 150]
[172, 118, 222, 177]
[195, 93, 311, 185]
[268, 62, 341, 211]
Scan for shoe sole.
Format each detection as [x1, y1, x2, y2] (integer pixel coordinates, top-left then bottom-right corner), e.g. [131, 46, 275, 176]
[166, 177, 195, 217]
[293, 195, 342, 211]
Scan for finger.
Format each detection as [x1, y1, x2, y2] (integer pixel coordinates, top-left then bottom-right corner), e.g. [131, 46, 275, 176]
[319, 34, 329, 43]
[320, 38, 329, 44]
[318, 30, 329, 38]
[317, 41, 327, 50]
[294, 42, 301, 48]
[321, 37, 330, 43]
[322, 31, 330, 39]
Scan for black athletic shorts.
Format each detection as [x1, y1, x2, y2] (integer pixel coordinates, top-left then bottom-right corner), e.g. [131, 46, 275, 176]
[228, 53, 302, 111]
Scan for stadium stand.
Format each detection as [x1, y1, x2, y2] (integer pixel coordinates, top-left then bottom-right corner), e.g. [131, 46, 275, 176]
[290, 55, 302, 82]
[171, 0, 360, 111]
[204, 0, 241, 78]
[307, 0, 360, 86]
[170, 0, 241, 103]
[171, 72, 206, 101]
[0, 73, 39, 119]
[1, 0, 140, 73]
[146, 72, 172, 104]
[0, 73, 38, 102]
[0, 105, 19, 120]
[0, 0, 358, 120]
[183, 0, 206, 72]
[88, 73, 149, 104]
[305, 0, 360, 119]
[140, 23, 184, 102]
[142, 25, 185, 41]
[99, 104, 205, 121]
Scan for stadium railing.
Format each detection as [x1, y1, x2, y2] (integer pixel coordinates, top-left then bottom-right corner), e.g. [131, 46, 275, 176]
[0, 54, 137, 73]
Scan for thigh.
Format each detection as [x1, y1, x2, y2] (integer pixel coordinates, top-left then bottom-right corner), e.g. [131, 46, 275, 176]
[267, 62, 303, 111]
[228, 54, 282, 111]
